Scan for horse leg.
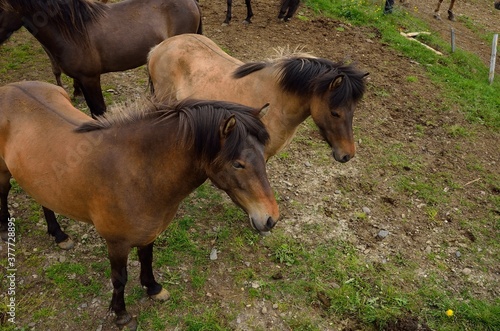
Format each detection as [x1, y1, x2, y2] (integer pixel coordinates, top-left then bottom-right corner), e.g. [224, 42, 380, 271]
[223, 0, 232, 25]
[108, 243, 137, 330]
[137, 242, 170, 300]
[283, 0, 300, 21]
[72, 80, 83, 98]
[77, 76, 106, 118]
[434, 0, 444, 19]
[0, 172, 12, 242]
[278, 0, 291, 19]
[43, 207, 74, 250]
[243, 0, 254, 23]
[447, 0, 456, 21]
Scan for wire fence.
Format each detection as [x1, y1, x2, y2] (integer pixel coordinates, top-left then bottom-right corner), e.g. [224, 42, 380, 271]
[392, 1, 500, 83]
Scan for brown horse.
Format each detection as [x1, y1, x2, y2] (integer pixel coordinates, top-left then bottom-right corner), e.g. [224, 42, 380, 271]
[0, 81, 278, 330]
[224, 0, 300, 24]
[0, 0, 202, 117]
[434, 0, 457, 21]
[148, 34, 368, 162]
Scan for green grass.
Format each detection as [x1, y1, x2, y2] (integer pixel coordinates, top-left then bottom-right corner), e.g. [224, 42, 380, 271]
[305, 0, 500, 131]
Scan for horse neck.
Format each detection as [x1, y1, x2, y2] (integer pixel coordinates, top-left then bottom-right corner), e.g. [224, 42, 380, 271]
[257, 66, 312, 158]
[20, 14, 82, 56]
[106, 122, 209, 202]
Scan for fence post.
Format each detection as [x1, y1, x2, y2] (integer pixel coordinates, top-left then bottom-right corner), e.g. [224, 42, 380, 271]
[489, 34, 498, 85]
[451, 28, 455, 53]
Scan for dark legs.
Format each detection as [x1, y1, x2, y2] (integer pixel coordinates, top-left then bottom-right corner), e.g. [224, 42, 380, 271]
[224, 0, 233, 24]
[108, 241, 168, 330]
[108, 243, 137, 330]
[76, 76, 107, 118]
[43, 207, 74, 250]
[278, 0, 300, 22]
[223, 0, 253, 25]
[434, 0, 456, 21]
[138, 242, 169, 299]
[243, 0, 254, 23]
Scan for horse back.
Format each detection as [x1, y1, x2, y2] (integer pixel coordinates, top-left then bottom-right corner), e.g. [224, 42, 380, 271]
[89, 0, 201, 72]
[148, 34, 243, 101]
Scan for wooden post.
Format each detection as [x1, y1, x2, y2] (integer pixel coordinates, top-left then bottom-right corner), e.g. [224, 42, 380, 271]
[451, 28, 455, 53]
[489, 34, 498, 85]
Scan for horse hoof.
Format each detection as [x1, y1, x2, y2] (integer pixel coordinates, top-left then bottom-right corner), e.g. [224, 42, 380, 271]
[57, 237, 75, 250]
[150, 288, 170, 301]
[117, 315, 137, 331]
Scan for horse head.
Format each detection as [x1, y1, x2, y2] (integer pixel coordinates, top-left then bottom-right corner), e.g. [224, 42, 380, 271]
[309, 65, 368, 163]
[203, 103, 279, 235]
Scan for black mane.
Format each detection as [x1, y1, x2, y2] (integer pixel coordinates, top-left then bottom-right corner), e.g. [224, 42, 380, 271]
[76, 99, 269, 168]
[233, 56, 367, 109]
[0, 0, 107, 43]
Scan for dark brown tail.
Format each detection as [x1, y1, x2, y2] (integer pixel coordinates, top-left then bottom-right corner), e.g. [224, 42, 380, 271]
[195, 0, 203, 34]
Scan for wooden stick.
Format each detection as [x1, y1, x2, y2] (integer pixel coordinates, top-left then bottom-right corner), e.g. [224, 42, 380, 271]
[464, 178, 481, 187]
[400, 32, 443, 55]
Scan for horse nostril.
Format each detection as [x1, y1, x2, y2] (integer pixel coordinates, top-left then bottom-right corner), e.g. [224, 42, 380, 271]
[266, 217, 276, 230]
[339, 154, 353, 163]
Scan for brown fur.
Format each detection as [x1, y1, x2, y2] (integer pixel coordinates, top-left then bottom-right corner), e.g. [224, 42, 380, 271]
[0, 81, 278, 329]
[148, 34, 368, 163]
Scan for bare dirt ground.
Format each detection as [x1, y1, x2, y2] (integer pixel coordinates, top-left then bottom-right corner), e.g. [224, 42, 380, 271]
[0, 0, 499, 330]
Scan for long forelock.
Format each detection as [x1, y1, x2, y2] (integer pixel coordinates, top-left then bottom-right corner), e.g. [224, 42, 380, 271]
[276, 57, 366, 108]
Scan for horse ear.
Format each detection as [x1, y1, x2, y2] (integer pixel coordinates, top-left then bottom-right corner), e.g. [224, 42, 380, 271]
[257, 103, 270, 118]
[220, 115, 237, 138]
[329, 75, 344, 90]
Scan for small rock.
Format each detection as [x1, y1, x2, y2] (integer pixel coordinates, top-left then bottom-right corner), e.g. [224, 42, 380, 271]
[377, 230, 389, 239]
[455, 251, 461, 258]
[261, 307, 268, 314]
[424, 246, 432, 254]
[251, 281, 260, 289]
[462, 267, 472, 276]
[304, 161, 311, 167]
[362, 206, 371, 215]
[59, 255, 66, 263]
[96, 325, 103, 331]
[210, 248, 218, 260]
[273, 303, 279, 309]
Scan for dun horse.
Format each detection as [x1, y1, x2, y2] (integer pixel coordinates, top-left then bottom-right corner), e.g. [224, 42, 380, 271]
[148, 34, 368, 162]
[0, 81, 279, 330]
[0, 0, 202, 117]
[224, 0, 300, 24]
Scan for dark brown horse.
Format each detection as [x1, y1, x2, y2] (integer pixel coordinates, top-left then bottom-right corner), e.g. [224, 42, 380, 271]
[0, 81, 278, 330]
[0, 0, 202, 117]
[224, 0, 300, 24]
[148, 34, 368, 163]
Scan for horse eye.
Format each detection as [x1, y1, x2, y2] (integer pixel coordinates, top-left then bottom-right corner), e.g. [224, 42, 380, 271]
[232, 161, 245, 169]
[331, 111, 341, 118]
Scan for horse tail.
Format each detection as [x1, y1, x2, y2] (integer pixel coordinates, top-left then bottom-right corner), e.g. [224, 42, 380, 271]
[147, 69, 155, 96]
[195, 0, 203, 34]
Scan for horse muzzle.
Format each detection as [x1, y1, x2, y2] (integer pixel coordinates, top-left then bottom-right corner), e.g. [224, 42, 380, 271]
[250, 215, 277, 235]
